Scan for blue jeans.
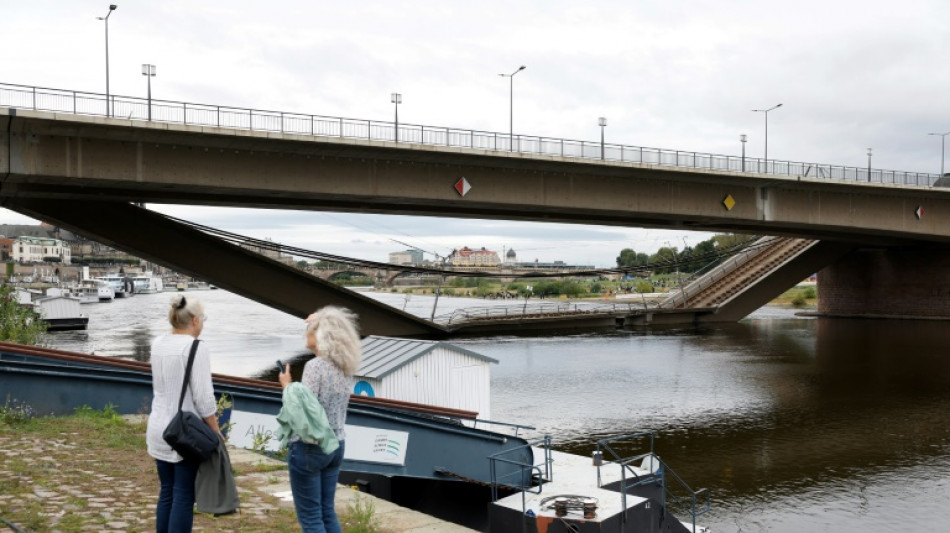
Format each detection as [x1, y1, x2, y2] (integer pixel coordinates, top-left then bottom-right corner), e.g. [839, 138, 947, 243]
[288, 440, 345, 533]
[155, 458, 199, 533]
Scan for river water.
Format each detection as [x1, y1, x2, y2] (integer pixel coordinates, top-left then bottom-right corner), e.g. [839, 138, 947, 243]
[48, 290, 950, 532]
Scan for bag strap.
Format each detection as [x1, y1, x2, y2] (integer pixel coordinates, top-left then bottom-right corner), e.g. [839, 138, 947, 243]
[176, 339, 201, 413]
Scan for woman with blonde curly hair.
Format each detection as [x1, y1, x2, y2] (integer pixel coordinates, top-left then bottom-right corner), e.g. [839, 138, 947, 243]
[278, 306, 361, 533]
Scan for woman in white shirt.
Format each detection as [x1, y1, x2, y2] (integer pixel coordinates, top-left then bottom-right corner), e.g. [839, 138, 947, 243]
[145, 295, 221, 533]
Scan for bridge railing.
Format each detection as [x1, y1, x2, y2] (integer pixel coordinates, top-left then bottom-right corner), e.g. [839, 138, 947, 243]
[0, 81, 938, 188]
[434, 300, 662, 325]
[657, 236, 779, 309]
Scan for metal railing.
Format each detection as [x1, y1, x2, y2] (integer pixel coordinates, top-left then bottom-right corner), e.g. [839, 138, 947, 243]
[434, 300, 661, 325]
[0, 81, 939, 187]
[658, 236, 793, 309]
[488, 436, 553, 503]
[597, 432, 710, 533]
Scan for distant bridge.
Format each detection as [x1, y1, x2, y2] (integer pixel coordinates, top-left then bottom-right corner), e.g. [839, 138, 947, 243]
[310, 264, 607, 287]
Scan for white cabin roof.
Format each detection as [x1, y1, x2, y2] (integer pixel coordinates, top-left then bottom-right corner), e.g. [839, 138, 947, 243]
[358, 335, 497, 380]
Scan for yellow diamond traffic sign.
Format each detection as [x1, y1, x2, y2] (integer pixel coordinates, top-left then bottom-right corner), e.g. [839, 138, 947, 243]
[722, 195, 736, 211]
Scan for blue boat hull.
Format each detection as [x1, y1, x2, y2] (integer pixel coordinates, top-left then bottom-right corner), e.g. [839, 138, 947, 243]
[0, 343, 532, 486]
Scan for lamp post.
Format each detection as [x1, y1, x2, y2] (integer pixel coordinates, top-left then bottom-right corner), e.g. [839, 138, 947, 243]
[752, 103, 782, 173]
[141, 64, 156, 121]
[598, 117, 607, 160]
[867, 148, 873, 182]
[391, 93, 402, 142]
[740, 134, 747, 172]
[499, 65, 526, 151]
[97, 4, 118, 117]
[929, 131, 950, 177]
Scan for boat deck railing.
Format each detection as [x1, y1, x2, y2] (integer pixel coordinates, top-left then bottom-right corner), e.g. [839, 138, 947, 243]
[597, 431, 710, 533]
[488, 436, 553, 502]
[470, 417, 536, 438]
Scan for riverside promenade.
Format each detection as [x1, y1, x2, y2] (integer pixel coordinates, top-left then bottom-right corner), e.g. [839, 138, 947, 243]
[0, 414, 474, 533]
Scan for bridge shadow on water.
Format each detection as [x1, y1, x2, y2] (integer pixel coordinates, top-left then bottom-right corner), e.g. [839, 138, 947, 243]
[553, 317, 950, 524]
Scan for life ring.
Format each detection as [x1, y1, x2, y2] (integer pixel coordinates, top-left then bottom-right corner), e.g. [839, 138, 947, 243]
[353, 380, 375, 397]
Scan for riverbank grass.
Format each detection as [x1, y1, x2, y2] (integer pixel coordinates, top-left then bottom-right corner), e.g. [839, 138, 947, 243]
[0, 405, 380, 532]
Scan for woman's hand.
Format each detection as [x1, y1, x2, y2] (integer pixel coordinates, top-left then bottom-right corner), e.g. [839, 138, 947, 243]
[278, 364, 292, 388]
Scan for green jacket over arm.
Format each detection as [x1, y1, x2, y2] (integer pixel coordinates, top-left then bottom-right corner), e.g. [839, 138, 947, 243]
[275, 382, 340, 453]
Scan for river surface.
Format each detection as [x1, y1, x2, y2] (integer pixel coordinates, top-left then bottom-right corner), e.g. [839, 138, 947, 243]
[48, 290, 950, 532]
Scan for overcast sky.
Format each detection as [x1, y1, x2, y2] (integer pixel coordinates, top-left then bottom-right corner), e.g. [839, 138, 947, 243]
[4, 1, 949, 266]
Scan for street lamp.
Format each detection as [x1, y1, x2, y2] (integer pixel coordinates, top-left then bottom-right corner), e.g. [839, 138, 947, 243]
[499, 65, 526, 151]
[391, 93, 402, 142]
[141, 64, 156, 121]
[928, 131, 950, 177]
[598, 117, 607, 160]
[740, 134, 747, 172]
[97, 4, 118, 117]
[866, 148, 873, 182]
[752, 103, 782, 173]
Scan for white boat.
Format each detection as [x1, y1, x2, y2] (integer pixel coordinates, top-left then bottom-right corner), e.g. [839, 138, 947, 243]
[94, 274, 134, 298]
[75, 279, 115, 302]
[47, 286, 97, 304]
[131, 272, 164, 294]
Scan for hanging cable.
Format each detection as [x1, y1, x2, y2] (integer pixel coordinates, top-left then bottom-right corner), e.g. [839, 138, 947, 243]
[160, 212, 775, 279]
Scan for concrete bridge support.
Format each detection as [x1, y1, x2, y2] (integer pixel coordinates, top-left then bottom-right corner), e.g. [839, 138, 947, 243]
[818, 247, 950, 319]
[1, 198, 446, 338]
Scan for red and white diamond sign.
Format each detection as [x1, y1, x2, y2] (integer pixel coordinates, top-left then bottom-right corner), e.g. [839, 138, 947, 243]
[916, 205, 924, 219]
[454, 177, 471, 197]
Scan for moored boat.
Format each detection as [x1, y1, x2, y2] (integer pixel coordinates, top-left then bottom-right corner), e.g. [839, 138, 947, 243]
[94, 274, 134, 298]
[0, 343, 532, 492]
[130, 272, 164, 294]
[53, 279, 115, 303]
[32, 296, 89, 331]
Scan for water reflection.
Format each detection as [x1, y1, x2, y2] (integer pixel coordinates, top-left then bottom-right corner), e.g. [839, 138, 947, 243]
[471, 318, 950, 531]
[127, 324, 153, 362]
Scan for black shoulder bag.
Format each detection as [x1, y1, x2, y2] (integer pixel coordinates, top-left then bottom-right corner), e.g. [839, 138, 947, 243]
[162, 339, 220, 462]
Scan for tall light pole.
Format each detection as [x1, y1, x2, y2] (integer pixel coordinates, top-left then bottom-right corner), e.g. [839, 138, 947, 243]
[391, 93, 402, 142]
[867, 148, 873, 182]
[141, 64, 156, 121]
[97, 4, 117, 117]
[752, 103, 782, 173]
[598, 117, 607, 160]
[929, 131, 950, 177]
[499, 65, 526, 151]
[740, 134, 747, 172]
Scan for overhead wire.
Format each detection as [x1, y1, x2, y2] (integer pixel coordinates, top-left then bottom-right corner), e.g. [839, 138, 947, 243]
[162, 212, 776, 280]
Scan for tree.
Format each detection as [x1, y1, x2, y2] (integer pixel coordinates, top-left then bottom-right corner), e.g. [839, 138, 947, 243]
[616, 248, 649, 268]
[0, 285, 47, 345]
[650, 246, 679, 274]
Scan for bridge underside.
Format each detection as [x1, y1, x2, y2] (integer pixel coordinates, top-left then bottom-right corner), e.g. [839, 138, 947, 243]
[5, 110, 950, 331]
[3, 198, 446, 338]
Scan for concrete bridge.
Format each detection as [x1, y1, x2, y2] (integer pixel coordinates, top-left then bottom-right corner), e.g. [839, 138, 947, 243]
[3, 83, 950, 336]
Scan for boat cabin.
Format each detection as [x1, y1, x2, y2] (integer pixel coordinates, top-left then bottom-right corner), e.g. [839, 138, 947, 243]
[356, 336, 497, 419]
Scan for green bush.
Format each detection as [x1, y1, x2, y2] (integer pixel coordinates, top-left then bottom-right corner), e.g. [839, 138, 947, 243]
[803, 287, 817, 299]
[590, 282, 602, 294]
[0, 284, 47, 345]
[791, 294, 807, 307]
